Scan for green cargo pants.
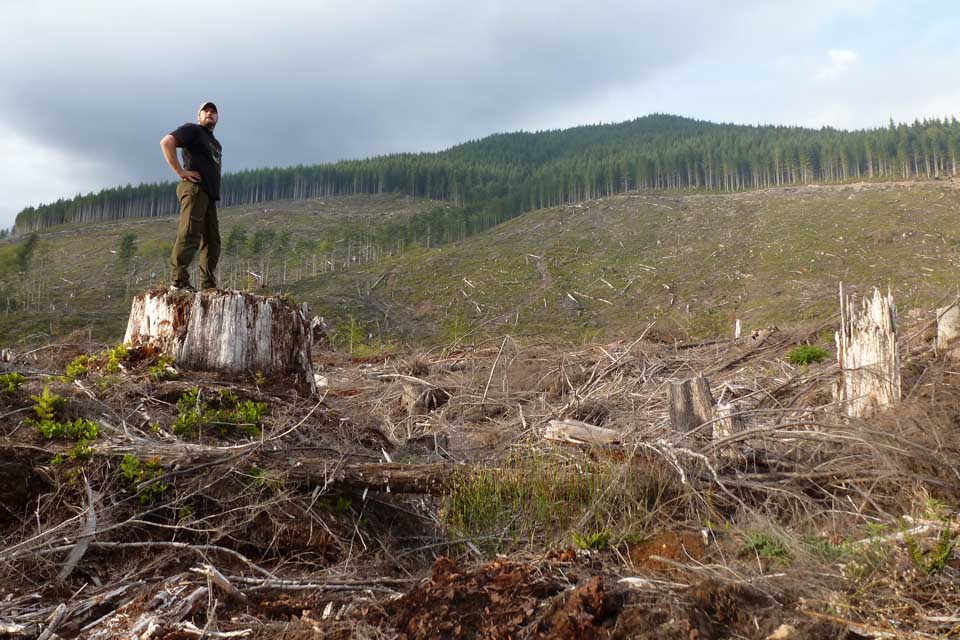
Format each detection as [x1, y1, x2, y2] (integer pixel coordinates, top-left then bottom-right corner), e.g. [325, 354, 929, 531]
[170, 181, 220, 289]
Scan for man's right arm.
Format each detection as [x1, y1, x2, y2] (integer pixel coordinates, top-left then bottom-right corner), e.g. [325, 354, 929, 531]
[160, 134, 201, 183]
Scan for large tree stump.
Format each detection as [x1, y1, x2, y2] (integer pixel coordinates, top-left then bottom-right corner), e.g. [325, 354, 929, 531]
[835, 284, 900, 417]
[124, 289, 316, 396]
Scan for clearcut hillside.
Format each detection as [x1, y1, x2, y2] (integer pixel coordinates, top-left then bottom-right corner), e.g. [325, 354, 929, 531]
[3, 180, 955, 349]
[286, 180, 960, 346]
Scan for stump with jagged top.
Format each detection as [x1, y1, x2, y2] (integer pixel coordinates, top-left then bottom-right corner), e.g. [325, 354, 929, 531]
[124, 289, 316, 396]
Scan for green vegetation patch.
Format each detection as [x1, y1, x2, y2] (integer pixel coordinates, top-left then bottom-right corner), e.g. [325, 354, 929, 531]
[787, 345, 830, 366]
[173, 387, 268, 439]
[30, 385, 99, 463]
[65, 344, 133, 379]
[442, 453, 667, 551]
[66, 354, 90, 378]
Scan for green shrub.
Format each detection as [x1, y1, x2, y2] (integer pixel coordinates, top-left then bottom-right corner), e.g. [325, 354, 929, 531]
[315, 495, 354, 515]
[34, 408, 99, 464]
[121, 454, 169, 504]
[30, 385, 65, 420]
[803, 535, 852, 562]
[104, 344, 130, 373]
[35, 416, 99, 441]
[787, 345, 830, 366]
[743, 531, 793, 563]
[66, 354, 90, 378]
[0, 372, 25, 394]
[149, 356, 179, 382]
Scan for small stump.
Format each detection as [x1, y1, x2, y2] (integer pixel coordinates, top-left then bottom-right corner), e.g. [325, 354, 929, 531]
[835, 284, 900, 417]
[124, 289, 316, 396]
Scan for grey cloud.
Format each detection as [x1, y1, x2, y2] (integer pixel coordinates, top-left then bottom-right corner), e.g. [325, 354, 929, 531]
[0, 0, 864, 223]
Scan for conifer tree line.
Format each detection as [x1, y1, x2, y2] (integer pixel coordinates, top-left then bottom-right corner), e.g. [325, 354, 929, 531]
[13, 114, 960, 236]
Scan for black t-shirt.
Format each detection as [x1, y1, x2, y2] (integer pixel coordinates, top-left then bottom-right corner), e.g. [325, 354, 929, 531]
[170, 123, 222, 200]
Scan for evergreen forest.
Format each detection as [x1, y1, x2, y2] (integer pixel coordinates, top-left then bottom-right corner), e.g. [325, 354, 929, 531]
[13, 113, 960, 237]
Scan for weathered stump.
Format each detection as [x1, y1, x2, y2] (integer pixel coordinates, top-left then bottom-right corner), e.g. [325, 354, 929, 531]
[124, 289, 316, 396]
[669, 376, 716, 435]
[835, 284, 900, 417]
[936, 304, 960, 358]
[401, 380, 450, 417]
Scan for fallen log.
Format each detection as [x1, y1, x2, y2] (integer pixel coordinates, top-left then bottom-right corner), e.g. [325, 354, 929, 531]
[3, 441, 463, 496]
[285, 459, 463, 495]
[543, 419, 621, 446]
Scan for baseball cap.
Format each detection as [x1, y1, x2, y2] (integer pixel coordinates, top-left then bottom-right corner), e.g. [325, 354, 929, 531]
[198, 101, 218, 113]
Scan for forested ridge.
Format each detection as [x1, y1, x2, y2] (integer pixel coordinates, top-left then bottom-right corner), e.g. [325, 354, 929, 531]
[13, 113, 960, 235]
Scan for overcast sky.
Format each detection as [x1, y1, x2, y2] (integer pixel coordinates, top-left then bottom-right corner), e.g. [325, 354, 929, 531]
[1, 0, 958, 230]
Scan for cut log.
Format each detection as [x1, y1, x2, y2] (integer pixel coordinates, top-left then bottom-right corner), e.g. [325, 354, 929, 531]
[669, 376, 716, 435]
[835, 284, 900, 417]
[544, 419, 622, 446]
[936, 304, 960, 358]
[124, 289, 316, 396]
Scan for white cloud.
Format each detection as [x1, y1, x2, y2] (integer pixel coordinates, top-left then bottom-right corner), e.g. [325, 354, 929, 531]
[0, 126, 114, 230]
[815, 49, 861, 81]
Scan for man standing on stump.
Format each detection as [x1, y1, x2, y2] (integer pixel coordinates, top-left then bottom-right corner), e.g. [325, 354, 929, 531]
[160, 101, 222, 291]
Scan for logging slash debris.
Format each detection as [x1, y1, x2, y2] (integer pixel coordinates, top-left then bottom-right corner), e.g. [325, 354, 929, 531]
[1, 310, 960, 638]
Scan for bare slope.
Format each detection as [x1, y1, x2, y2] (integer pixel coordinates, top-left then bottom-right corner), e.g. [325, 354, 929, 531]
[293, 180, 960, 344]
[0, 194, 453, 344]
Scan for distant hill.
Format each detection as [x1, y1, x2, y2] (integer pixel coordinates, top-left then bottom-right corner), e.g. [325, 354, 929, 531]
[13, 114, 960, 235]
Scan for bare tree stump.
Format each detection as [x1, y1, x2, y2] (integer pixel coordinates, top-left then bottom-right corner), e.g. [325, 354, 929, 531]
[310, 315, 330, 351]
[124, 289, 316, 396]
[713, 402, 741, 440]
[669, 376, 716, 435]
[401, 380, 450, 417]
[835, 284, 900, 417]
[937, 304, 960, 358]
